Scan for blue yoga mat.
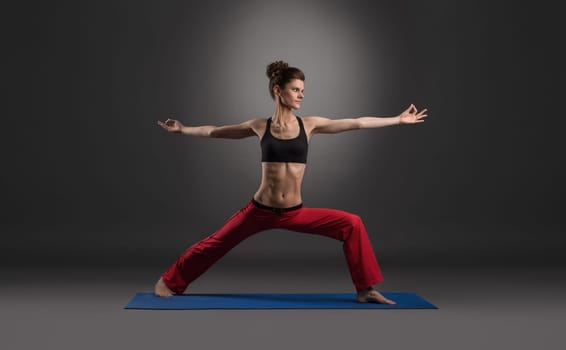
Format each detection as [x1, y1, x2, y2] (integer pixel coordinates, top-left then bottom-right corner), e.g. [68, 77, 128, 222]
[124, 292, 437, 310]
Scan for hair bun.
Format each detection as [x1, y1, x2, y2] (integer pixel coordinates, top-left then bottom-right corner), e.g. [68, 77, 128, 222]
[265, 60, 305, 100]
[266, 60, 289, 79]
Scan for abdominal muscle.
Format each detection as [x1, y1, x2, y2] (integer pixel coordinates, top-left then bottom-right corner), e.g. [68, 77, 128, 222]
[252, 162, 305, 208]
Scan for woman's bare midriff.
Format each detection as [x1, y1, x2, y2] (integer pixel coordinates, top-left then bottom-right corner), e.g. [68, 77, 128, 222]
[253, 162, 305, 208]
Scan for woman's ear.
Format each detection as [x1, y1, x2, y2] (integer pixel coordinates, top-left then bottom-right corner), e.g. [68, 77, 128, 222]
[273, 85, 281, 97]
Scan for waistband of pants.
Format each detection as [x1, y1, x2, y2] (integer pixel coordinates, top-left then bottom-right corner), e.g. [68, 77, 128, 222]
[251, 198, 303, 214]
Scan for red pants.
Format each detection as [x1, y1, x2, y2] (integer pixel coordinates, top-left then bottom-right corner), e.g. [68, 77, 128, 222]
[161, 199, 384, 293]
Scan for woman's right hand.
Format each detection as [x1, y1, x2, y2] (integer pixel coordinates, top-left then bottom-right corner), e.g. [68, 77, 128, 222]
[157, 118, 184, 133]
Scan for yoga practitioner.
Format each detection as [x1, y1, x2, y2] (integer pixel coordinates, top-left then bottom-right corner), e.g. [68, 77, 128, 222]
[155, 60, 427, 304]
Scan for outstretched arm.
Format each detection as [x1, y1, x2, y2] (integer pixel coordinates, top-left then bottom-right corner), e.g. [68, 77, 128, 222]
[310, 104, 427, 134]
[157, 118, 261, 139]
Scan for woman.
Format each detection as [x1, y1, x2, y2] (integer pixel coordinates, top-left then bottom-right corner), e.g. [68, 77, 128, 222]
[155, 60, 427, 304]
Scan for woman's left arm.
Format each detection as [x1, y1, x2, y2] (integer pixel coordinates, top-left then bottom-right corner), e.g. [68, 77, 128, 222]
[309, 104, 427, 134]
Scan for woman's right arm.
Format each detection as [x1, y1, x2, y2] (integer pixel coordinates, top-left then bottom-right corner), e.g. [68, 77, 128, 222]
[157, 118, 262, 139]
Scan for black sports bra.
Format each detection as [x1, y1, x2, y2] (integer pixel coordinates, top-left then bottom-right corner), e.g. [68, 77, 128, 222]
[261, 116, 308, 164]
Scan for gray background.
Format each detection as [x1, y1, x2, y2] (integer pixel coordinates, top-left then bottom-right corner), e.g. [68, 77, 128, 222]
[3, 0, 564, 267]
[1, 1, 565, 349]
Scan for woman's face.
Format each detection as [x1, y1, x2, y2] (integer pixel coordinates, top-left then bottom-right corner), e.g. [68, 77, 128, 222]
[277, 79, 304, 110]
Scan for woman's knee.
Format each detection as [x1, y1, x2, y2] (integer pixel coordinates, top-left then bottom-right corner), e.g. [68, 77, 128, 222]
[344, 213, 362, 228]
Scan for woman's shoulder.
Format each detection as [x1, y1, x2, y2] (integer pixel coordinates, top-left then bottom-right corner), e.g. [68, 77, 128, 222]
[247, 117, 269, 126]
[237, 117, 267, 125]
[244, 117, 268, 137]
[298, 115, 326, 127]
[296, 115, 325, 136]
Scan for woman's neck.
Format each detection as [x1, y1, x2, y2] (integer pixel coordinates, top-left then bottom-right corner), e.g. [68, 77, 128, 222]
[272, 104, 296, 126]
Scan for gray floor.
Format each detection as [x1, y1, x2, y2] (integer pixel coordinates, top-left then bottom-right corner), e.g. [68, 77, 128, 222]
[2, 260, 565, 350]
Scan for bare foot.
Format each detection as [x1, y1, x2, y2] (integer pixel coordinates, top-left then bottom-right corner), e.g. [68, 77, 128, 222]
[154, 277, 174, 297]
[356, 288, 396, 304]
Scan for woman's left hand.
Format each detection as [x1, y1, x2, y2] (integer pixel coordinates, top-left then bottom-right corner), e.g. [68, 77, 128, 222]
[399, 104, 428, 124]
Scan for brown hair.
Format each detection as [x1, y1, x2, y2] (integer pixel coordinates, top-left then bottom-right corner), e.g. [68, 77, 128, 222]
[266, 60, 305, 100]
